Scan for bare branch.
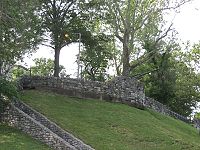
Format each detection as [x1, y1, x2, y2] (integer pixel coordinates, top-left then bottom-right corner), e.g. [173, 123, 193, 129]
[115, 34, 123, 43]
[155, 23, 173, 45]
[160, 0, 193, 11]
[41, 43, 54, 49]
[115, 3, 126, 28]
[60, 0, 75, 23]
[133, 68, 159, 79]
[107, 1, 124, 35]
[130, 49, 157, 71]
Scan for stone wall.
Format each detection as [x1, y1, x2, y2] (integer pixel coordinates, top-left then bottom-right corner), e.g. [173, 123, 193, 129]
[1, 75, 197, 149]
[144, 97, 189, 123]
[193, 118, 200, 130]
[19, 76, 190, 123]
[19, 76, 145, 108]
[12, 99, 94, 150]
[3, 104, 76, 150]
[106, 76, 145, 106]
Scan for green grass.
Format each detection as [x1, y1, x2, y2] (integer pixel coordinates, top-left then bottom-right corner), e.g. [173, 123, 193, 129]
[21, 90, 200, 150]
[0, 124, 51, 150]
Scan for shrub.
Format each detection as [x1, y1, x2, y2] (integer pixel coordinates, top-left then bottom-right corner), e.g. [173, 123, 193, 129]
[0, 77, 18, 113]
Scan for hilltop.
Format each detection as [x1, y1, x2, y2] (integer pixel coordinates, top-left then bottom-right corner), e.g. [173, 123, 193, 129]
[20, 90, 200, 150]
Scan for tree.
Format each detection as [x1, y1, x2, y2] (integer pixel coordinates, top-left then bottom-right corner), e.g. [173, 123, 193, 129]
[11, 58, 68, 78]
[148, 54, 176, 104]
[78, 0, 196, 116]
[11, 65, 29, 80]
[31, 58, 54, 76]
[133, 41, 200, 116]
[171, 65, 199, 116]
[0, 0, 42, 76]
[194, 112, 200, 119]
[104, 0, 191, 76]
[0, 0, 42, 115]
[131, 39, 177, 104]
[31, 57, 67, 77]
[80, 34, 112, 81]
[37, 0, 87, 77]
[0, 77, 18, 114]
[169, 44, 200, 116]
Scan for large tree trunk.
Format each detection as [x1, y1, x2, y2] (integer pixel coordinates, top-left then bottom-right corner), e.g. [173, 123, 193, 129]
[53, 48, 61, 77]
[122, 30, 130, 76]
[122, 45, 130, 76]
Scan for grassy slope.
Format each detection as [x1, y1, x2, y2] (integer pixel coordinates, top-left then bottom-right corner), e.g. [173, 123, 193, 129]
[0, 124, 50, 150]
[21, 90, 200, 150]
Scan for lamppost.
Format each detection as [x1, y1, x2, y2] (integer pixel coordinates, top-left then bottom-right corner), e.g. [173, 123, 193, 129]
[76, 33, 81, 79]
[65, 33, 81, 79]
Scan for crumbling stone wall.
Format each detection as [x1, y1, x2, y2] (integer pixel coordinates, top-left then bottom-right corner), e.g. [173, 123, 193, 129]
[1, 75, 195, 150]
[3, 104, 76, 150]
[145, 97, 189, 123]
[19, 76, 190, 123]
[12, 99, 94, 150]
[105, 76, 145, 108]
[19, 76, 145, 108]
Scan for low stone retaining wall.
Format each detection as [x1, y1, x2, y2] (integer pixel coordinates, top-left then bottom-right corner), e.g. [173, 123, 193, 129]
[145, 97, 189, 123]
[0, 75, 197, 149]
[19, 76, 190, 123]
[12, 99, 94, 150]
[3, 104, 76, 150]
[19, 76, 145, 108]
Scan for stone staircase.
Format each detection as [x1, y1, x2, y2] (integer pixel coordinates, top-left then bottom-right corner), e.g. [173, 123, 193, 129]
[8, 99, 94, 150]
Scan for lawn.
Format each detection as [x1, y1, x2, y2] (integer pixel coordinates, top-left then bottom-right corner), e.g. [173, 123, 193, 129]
[21, 90, 200, 150]
[0, 124, 51, 150]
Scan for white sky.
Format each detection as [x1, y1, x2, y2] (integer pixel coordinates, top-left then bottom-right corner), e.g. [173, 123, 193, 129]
[22, 43, 80, 77]
[172, 0, 200, 43]
[22, 0, 200, 77]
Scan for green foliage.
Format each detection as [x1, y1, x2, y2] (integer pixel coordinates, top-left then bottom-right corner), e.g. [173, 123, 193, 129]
[21, 90, 200, 150]
[0, 77, 18, 113]
[194, 112, 200, 119]
[31, 58, 67, 77]
[0, 0, 42, 75]
[132, 41, 200, 116]
[31, 58, 54, 76]
[131, 39, 176, 103]
[103, 0, 171, 76]
[145, 53, 176, 105]
[169, 46, 200, 116]
[94, 0, 191, 77]
[0, 0, 41, 112]
[80, 34, 113, 81]
[11, 66, 29, 80]
[37, 0, 89, 77]
[11, 58, 68, 78]
[0, 77, 18, 99]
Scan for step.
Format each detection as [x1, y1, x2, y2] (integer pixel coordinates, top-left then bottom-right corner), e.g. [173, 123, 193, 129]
[6, 104, 76, 150]
[12, 99, 94, 150]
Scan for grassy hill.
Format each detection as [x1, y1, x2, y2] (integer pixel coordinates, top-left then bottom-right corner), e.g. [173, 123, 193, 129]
[20, 90, 200, 150]
[0, 124, 50, 150]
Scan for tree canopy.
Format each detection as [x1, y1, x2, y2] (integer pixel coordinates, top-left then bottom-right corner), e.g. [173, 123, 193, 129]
[0, 0, 42, 76]
[0, 0, 199, 117]
[37, 0, 90, 77]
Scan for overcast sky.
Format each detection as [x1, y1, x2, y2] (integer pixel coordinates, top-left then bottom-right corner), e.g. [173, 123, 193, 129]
[173, 0, 200, 43]
[22, 0, 200, 77]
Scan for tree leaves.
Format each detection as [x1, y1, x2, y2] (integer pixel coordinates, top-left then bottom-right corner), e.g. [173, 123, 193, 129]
[80, 34, 112, 81]
[0, 0, 42, 75]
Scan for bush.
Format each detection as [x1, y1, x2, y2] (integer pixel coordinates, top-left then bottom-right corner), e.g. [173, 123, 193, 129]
[0, 77, 18, 113]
